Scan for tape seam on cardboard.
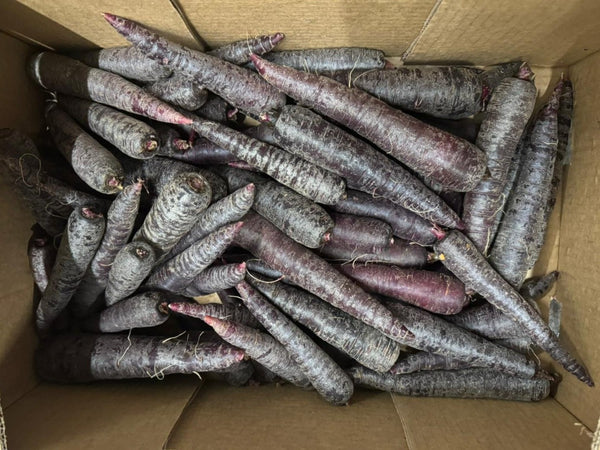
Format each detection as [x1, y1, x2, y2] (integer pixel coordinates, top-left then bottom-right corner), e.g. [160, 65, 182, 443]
[401, 0, 443, 61]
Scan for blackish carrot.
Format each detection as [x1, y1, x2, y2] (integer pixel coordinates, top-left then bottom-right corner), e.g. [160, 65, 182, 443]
[195, 93, 234, 123]
[250, 279, 402, 372]
[184, 262, 247, 297]
[82, 291, 170, 332]
[520, 271, 560, 302]
[145, 74, 208, 111]
[435, 229, 594, 386]
[105, 241, 156, 306]
[389, 352, 476, 375]
[46, 104, 124, 194]
[208, 33, 285, 64]
[76, 46, 172, 82]
[245, 259, 288, 282]
[338, 264, 468, 315]
[36, 333, 245, 382]
[58, 95, 160, 159]
[29, 52, 192, 125]
[103, 14, 286, 117]
[215, 360, 255, 386]
[168, 301, 261, 329]
[28, 225, 56, 294]
[273, 105, 462, 228]
[236, 281, 354, 404]
[203, 315, 312, 387]
[243, 122, 279, 145]
[152, 123, 190, 158]
[36, 207, 105, 333]
[263, 47, 386, 72]
[327, 212, 393, 254]
[349, 366, 550, 401]
[408, 113, 481, 144]
[170, 136, 235, 165]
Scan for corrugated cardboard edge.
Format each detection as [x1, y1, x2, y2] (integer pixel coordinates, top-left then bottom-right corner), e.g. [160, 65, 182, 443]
[162, 380, 203, 449]
[0, 395, 7, 450]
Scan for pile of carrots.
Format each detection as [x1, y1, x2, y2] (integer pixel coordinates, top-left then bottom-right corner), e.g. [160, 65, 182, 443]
[0, 12, 591, 406]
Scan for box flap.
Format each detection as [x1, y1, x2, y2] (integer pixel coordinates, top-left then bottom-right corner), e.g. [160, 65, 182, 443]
[4, 377, 200, 449]
[403, 0, 600, 67]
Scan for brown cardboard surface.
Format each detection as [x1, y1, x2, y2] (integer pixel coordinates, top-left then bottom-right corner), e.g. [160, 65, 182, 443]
[4, 378, 200, 449]
[15, 0, 201, 50]
[177, 0, 436, 56]
[404, 0, 600, 67]
[391, 396, 592, 449]
[553, 49, 600, 430]
[166, 383, 408, 449]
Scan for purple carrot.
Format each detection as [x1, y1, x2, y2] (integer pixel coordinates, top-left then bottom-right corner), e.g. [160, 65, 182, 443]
[29, 52, 192, 124]
[435, 229, 594, 386]
[390, 352, 477, 375]
[332, 189, 437, 245]
[236, 281, 354, 405]
[105, 241, 156, 306]
[208, 33, 285, 64]
[36, 333, 245, 382]
[447, 302, 528, 340]
[251, 54, 486, 192]
[184, 262, 247, 297]
[152, 123, 190, 158]
[338, 264, 469, 315]
[36, 207, 105, 333]
[75, 46, 172, 82]
[170, 136, 235, 165]
[169, 301, 261, 329]
[520, 271, 560, 302]
[203, 315, 311, 387]
[145, 74, 208, 111]
[408, 113, 481, 143]
[273, 105, 462, 229]
[349, 366, 550, 401]
[103, 14, 286, 117]
[27, 225, 57, 294]
[327, 212, 393, 254]
[195, 93, 234, 123]
[262, 47, 386, 72]
[82, 291, 170, 333]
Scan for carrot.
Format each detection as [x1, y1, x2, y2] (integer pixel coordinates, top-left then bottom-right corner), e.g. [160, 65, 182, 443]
[146, 222, 242, 293]
[215, 360, 255, 386]
[262, 47, 386, 72]
[168, 301, 261, 329]
[245, 259, 288, 282]
[170, 136, 235, 165]
[349, 366, 551, 401]
[151, 123, 190, 158]
[76, 46, 172, 82]
[494, 337, 533, 355]
[461, 177, 504, 254]
[184, 262, 247, 297]
[203, 315, 312, 387]
[273, 105, 462, 228]
[46, 104, 124, 194]
[29, 52, 192, 125]
[208, 33, 285, 64]
[58, 95, 160, 159]
[338, 264, 468, 315]
[249, 279, 402, 372]
[236, 281, 354, 404]
[520, 271, 560, 302]
[36, 207, 105, 333]
[435, 229, 594, 386]
[82, 291, 170, 333]
[479, 61, 526, 98]
[105, 241, 156, 306]
[103, 14, 286, 117]
[36, 333, 245, 382]
[408, 113, 480, 143]
[447, 302, 528, 340]
[326, 212, 393, 254]
[145, 74, 208, 111]
[390, 352, 475, 375]
[490, 82, 562, 288]
[169, 184, 255, 256]
[133, 172, 212, 257]
[28, 225, 56, 294]
[196, 93, 234, 123]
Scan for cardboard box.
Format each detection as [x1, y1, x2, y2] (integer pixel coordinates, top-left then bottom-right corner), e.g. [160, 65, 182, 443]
[0, 1, 599, 448]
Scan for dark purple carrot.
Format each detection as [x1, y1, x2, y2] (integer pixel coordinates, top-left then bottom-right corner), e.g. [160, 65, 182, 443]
[133, 172, 212, 257]
[170, 136, 235, 164]
[243, 122, 279, 146]
[168, 301, 261, 329]
[195, 93, 234, 123]
[29, 52, 192, 125]
[245, 259, 288, 282]
[105, 241, 156, 306]
[383, 299, 535, 377]
[58, 95, 160, 159]
[184, 262, 247, 297]
[318, 238, 428, 269]
[28, 225, 57, 294]
[146, 222, 243, 293]
[36, 207, 105, 333]
[250, 279, 402, 372]
[145, 74, 208, 111]
[215, 360, 255, 386]
[446, 302, 527, 340]
[390, 352, 476, 375]
[203, 315, 311, 387]
[338, 264, 469, 315]
[273, 105, 462, 228]
[82, 291, 170, 332]
[520, 271, 560, 302]
[46, 104, 124, 194]
[408, 113, 481, 144]
[326, 212, 393, 254]
[236, 281, 354, 404]
[75, 46, 172, 82]
[349, 366, 550, 401]
[190, 116, 347, 205]
[36, 333, 245, 382]
[494, 337, 534, 355]
[263, 47, 386, 72]
[490, 83, 562, 288]
[151, 123, 190, 158]
[169, 184, 255, 256]
[479, 61, 526, 99]
[251, 54, 486, 192]
[435, 229, 593, 386]
[103, 14, 286, 117]
[208, 33, 285, 65]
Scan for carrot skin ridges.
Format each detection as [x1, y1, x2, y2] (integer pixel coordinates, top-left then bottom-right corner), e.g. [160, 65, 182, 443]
[349, 367, 550, 402]
[390, 352, 476, 375]
[327, 212, 392, 254]
[520, 271, 560, 302]
[184, 262, 247, 296]
[169, 301, 261, 329]
[435, 230, 594, 386]
[29, 52, 192, 125]
[208, 33, 285, 65]
[263, 47, 386, 72]
[145, 74, 208, 111]
[251, 54, 486, 192]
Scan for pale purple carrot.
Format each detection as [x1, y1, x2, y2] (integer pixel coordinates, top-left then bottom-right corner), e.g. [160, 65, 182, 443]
[262, 47, 386, 72]
[208, 33, 285, 64]
[184, 262, 247, 297]
[327, 212, 393, 254]
[145, 73, 208, 111]
[168, 301, 261, 329]
[390, 352, 478, 375]
[105, 241, 156, 306]
[152, 123, 190, 158]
